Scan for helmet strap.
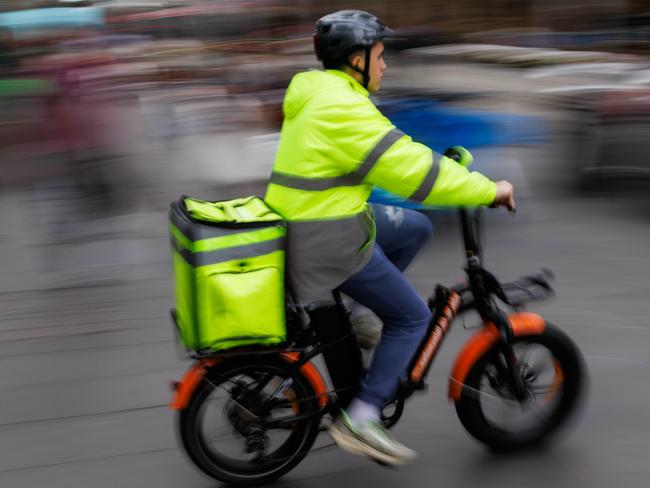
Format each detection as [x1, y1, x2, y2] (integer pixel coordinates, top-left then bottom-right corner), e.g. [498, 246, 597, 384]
[345, 46, 372, 89]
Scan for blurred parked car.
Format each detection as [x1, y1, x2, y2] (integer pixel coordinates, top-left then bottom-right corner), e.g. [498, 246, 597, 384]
[530, 62, 650, 189]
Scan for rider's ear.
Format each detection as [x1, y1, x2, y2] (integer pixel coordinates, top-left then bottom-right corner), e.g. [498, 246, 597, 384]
[349, 50, 364, 71]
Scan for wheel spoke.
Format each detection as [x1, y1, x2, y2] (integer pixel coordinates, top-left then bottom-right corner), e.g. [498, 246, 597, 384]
[462, 347, 556, 426]
[528, 356, 552, 378]
[454, 377, 520, 407]
[531, 383, 563, 395]
[204, 376, 263, 421]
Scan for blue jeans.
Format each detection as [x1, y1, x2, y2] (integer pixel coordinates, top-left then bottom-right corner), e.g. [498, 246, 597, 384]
[338, 204, 433, 409]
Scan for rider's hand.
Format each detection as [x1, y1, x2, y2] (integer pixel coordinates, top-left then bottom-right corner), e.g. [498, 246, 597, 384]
[492, 180, 516, 211]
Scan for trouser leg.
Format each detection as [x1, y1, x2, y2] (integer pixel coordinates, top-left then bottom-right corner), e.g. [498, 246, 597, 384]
[338, 245, 431, 409]
[371, 203, 433, 272]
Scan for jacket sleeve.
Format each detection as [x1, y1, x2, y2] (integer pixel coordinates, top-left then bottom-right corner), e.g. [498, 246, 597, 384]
[368, 133, 497, 207]
[329, 97, 497, 207]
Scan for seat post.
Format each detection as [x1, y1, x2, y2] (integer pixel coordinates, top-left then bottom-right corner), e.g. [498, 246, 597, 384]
[332, 290, 347, 314]
[306, 292, 363, 408]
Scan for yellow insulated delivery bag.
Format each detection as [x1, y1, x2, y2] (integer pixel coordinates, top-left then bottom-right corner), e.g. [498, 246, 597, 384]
[169, 196, 287, 351]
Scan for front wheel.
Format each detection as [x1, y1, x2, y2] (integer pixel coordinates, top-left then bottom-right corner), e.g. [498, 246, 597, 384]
[179, 357, 322, 485]
[455, 323, 586, 451]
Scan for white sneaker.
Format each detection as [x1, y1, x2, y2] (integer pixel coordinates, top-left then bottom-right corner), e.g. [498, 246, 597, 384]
[328, 411, 417, 465]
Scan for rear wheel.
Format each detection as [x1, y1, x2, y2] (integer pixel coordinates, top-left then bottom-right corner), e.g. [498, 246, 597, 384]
[455, 324, 586, 451]
[179, 357, 321, 485]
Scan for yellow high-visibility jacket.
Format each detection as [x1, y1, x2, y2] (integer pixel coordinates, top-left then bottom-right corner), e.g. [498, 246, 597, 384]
[265, 69, 496, 302]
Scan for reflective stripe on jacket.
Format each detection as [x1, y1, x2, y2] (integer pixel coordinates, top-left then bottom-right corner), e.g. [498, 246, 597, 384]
[265, 69, 496, 303]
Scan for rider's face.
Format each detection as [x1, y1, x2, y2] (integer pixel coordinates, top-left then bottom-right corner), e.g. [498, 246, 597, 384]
[349, 41, 387, 93]
[367, 42, 387, 93]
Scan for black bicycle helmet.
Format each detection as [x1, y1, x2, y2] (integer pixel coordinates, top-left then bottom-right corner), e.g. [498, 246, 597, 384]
[314, 10, 393, 88]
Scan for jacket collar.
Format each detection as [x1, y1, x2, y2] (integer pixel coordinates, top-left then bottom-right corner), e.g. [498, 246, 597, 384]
[325, 69, 369, 97]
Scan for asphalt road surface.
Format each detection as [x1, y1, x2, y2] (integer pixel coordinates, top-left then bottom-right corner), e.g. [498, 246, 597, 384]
[0, 171, 649, 487]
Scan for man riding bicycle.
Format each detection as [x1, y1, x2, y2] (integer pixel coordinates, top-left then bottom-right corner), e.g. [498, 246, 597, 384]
[264, 10, 515, 465]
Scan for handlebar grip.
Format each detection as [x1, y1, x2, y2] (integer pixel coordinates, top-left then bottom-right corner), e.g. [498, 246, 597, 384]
[443, 146, 473, 167]
[443, 147, 462, 163]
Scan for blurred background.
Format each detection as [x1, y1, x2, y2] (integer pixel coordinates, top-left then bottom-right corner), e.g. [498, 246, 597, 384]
[0, 1, 649, 487]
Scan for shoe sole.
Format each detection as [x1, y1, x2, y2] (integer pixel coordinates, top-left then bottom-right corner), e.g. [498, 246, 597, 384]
[328, 424, 416, 466]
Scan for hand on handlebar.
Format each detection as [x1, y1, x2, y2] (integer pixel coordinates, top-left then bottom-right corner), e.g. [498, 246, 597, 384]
[444, 147, 515, 212]
[492, 180, 516, 212]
